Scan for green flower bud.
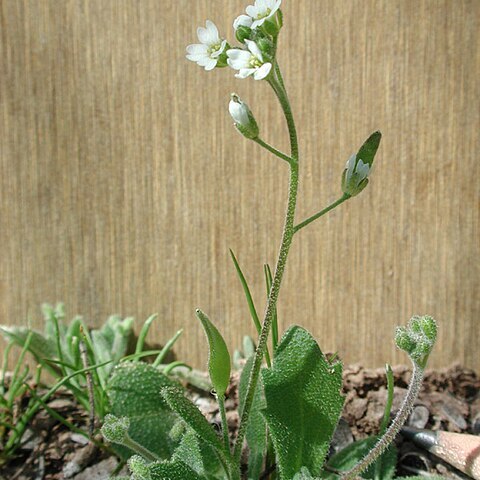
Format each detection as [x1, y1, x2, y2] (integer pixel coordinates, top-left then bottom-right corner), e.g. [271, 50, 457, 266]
[101, 414, 130, 444]
[128, 455, 151, 480]
[396, 315, 437, 369]
[395, 327, 415, 355]
[256, 37, 274, 59]
[263, 18, 279, 36]
[236, 25, 252, 44]
[341, 131, 381, 197]
[229, 94, 259, 140]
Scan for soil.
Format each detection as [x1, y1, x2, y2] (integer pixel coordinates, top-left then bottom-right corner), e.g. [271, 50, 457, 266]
[1, 364, 479, 480]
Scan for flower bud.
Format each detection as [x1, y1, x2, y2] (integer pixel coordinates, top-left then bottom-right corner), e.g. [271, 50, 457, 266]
[229, 94, 259, 139]
[101, 414, 130, 444]
[341, 131, 381, 197]
[236, 25, 252, 44]
[128, 455, 151, 480]
[256, 37, 274, 59]
[395, 315, 437, 369]
[263, 18, 280, 36]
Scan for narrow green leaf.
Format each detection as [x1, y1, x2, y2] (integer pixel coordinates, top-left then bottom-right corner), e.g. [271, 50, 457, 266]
[195, 309, 231, 397]
[262, 326, 344, 478]
[135, 313, 158, 354]
[230, 249, 262, 334]
[161, 386, 224, 454]
[230, 250, 272, 367]
[153, 329, 184, 367]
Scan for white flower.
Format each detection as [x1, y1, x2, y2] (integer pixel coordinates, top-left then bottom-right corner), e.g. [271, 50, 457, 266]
[233, 0, 282, 30]
[227, 40, 272, 80]
[186, 20, 227, 71]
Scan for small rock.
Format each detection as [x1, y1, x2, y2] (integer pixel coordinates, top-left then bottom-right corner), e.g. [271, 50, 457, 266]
[408, 404, 430, 429]
[71, 433, 90, 445]
[72, 457, 121, 480]
[63, 442, 98, 478]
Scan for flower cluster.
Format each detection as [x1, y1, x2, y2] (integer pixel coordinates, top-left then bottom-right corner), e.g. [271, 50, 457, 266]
[186, 0, 283, 80]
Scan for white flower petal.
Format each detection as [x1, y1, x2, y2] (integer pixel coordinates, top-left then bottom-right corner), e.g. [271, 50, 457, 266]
[227, 49, 251, 69]
[197, 20, 219, 45]
[253, 62, 272, 80]
[186, 53, 208, 62]
[186, 44, 208, 55]
[203, 58, 217, 71]
[233, 14, 253, 30]
[246, 5, 259, 18]
[229, 99, 250, 126]
[236, 68, 255, 79]
[345, 154, 356, 181]
[245, 40, 263, 61]
[211, 40, 227, 58]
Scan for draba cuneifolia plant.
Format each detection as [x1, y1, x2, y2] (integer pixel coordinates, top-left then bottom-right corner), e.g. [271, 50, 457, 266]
[101, 2, 438, 479]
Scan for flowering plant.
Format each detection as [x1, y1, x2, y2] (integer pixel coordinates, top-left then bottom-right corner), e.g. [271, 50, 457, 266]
[101, 2, 437, 479]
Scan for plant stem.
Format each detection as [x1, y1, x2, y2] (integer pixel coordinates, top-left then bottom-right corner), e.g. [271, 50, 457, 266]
[253, 138, 292, 163]
[233, 70, 299, 464]
[218, 394, 231, 453]
[294, 193, 351, 233]
[341, 363, 425, 480]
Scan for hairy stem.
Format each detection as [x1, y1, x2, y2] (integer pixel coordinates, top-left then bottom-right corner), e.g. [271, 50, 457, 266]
[341, 363, 425, 479]
[233, 70, 299, 464]
[294, 193, 350, 233]
[253, 138, 292, 163]
[218, 394, 231, 454]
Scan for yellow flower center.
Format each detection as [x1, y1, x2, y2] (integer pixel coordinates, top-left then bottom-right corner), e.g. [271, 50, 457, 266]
[249, 56, 263, 68]
[257, 8, 271, 19]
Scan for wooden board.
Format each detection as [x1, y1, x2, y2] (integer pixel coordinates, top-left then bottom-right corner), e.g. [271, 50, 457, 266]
[1, 0, 478, 370]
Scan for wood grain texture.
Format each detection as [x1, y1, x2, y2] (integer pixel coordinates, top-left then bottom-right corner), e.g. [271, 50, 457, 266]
[1, 1, 478, 370]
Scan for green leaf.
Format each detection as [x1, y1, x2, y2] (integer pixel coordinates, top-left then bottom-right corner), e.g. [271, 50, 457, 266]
[161, 386, 224, 454]
[261, 326, 344, 479]
[172, 428, 205, 476]
[239, 355, 266, 480]
[229, 249, 261, 334]
[148, 459, 203, 480]
[195, 309, 231, 397]
[322, 436, 397, 479]
[107, 362, 179, 459]
[0, 326, 57, 363]
[356, 131, 382, 167]
[293, 467, 315, 479]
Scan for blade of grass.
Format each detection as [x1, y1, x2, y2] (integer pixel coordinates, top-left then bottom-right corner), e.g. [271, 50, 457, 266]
[374, 363, 395, 480]
[230, 250, 271, 367]
[163, 361, 192, 375]
[135, 313, 158, 354]
[152, 329, 184, 367]
[121, 349, 164, 363]
[4, 360, 112, 452]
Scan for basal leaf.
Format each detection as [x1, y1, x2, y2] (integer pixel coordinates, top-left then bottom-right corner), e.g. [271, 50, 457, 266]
[322, 436, 397, 479]
[107, 362, 178, 459]
[261, 326, 344, 479]
[195, 309, 231, 397]
[161, 386, 224, 454]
